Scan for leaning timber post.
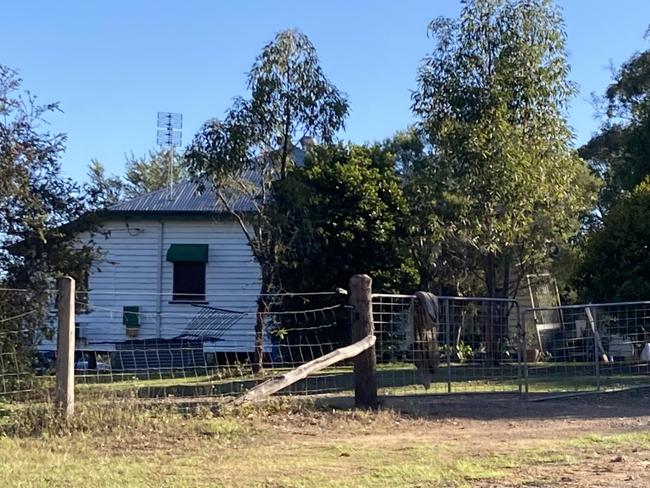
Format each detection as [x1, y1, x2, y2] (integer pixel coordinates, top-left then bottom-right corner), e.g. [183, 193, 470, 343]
[349, 274, 378, 409]
[55, 276, 75, 419]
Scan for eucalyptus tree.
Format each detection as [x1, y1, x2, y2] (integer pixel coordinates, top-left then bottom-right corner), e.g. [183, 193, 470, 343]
[85, 149, 189, 209]
[411, 0, 596, 360]
[86, 160, 124, 208]
[185, 29, 348, 371]
[576, 41, 650, 301]
[123, 149, 188, 199]
[580, 44, 650, 216]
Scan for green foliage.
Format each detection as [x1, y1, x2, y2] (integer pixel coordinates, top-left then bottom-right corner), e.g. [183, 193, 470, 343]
[576, 177, 650, 302]
[85, 149, 188, 208]
[0, 65, 94, 361]
[388, 129, 468, 293]
[186, 28, 348, 190]
[410, 0, 596, 298]
[576, 35, 650, 302]
[86, 160, 124, 208]
[580, 47, 650, 213]
[123, 149, 188, 199]
[186, 28, 349, 289]
[439, 341, 475, 363]
[185, 29, 348, 371]
[272, 143, 418, 293]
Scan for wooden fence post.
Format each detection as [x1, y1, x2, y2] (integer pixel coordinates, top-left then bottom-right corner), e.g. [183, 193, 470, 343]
[349, 274, 378, 409]
[55, 276, 75, 419]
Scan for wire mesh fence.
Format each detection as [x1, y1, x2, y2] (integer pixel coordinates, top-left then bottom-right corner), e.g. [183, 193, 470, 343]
[372, 294, 523, 395]
[522, 301, 650, 394]
[0, 289, 356, 403]
[0, 289, 56, 401]
[3, 284, 650, 407]
[0, 330, 41, 399]
[68, 291, 354, 400]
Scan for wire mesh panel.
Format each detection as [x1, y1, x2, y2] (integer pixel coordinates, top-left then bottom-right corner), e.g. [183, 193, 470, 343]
[9, 282, 650, 405]
[1, 286, 355, 404]
[372, 294, 523, 395]
[522, 301, 650, 393]
[67, 291, 352, 400]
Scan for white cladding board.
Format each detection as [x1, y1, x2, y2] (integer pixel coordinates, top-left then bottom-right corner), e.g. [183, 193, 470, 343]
[160, 220, 260, 351]
[41, 218, 261, 352]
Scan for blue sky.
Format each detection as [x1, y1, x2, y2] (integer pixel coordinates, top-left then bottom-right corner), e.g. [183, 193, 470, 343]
[2, 1, 649, 180]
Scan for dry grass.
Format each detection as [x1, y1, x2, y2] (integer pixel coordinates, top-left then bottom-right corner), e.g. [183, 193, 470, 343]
[1, 392, 650, 487]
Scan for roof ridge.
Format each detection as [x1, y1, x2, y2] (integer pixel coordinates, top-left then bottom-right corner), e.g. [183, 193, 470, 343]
[106, 177, 254, 215]
[107, 178, 196, 210]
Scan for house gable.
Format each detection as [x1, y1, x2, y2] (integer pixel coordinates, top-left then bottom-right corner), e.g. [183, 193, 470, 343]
[41, 180, 262, 354]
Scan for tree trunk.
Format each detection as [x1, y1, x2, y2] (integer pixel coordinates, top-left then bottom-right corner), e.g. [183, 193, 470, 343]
[483, 252, 512, 365]
[495, 254, 511, 363]
[484, 253, 498, 365]
[252, 263, 273, 373]
[252, 296, 268, 373]
[501, 254, 511, 300]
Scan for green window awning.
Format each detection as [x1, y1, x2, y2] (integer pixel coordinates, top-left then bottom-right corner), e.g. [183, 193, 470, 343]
[166, 244, 209, 263]
[123, 306, 140, 327]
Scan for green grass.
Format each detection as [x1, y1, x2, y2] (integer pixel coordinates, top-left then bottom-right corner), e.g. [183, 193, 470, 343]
[0, 426, 519, 487]
[567, 430, 650, 449]
[68, 361, 649, 401]
[1, 399, 649, 488]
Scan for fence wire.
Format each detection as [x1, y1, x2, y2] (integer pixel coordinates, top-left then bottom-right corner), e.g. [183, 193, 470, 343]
[0, 331, 39, 398]
[0, 289, 53, 400]
[522, 301, 650, 394]
[3, 287, 650, 405]
[372, 294, 523, 395]
[21, 291, 353, 401]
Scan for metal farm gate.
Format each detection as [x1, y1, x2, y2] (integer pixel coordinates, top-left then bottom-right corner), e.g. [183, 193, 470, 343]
[521, 301, 650, 394]
[371, 294, 524, 395]
[372, 294, 650, 397]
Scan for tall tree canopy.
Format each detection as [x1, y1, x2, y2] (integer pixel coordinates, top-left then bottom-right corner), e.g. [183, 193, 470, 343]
[122, 149, 188, 199]
[85, 149, 188, 208]
[579, 44, 650, 216]
[85, 160, 124, 209]
[185, 29, 349, 370]
[576, 39, 650, 302]
[575, 176, 650, 302]
[410, 0, 596, 300]
[0, 65, 92, 363]
[273, 143, 418, 294]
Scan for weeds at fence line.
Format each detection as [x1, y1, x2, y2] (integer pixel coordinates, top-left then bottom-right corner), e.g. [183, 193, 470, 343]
[0, 397, 254, 441]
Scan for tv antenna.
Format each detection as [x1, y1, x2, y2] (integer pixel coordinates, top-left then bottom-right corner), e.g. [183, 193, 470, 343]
[156, 112, 183, 199]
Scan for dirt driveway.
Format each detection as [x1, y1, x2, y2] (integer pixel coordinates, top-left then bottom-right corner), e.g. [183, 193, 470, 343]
[2, 389, 649, 487]
[300, 389, 650, 487]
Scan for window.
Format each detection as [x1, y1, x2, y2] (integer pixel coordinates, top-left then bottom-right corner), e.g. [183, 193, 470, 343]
[172, 262, 206, 301]
[166, 244, 209, 302]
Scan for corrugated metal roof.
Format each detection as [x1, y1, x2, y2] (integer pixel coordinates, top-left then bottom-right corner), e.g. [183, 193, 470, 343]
[107, 176, 257, 215]
[105, 149, 307, 216]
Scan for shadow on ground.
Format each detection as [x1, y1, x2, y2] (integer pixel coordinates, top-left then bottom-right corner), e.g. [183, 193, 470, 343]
[314, 387, 650, 422]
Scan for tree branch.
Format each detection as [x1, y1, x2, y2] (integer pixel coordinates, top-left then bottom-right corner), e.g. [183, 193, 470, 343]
[214, 187, 262, 263]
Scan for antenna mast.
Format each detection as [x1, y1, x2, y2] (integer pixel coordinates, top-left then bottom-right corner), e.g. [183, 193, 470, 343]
[156, 111, 182, 199]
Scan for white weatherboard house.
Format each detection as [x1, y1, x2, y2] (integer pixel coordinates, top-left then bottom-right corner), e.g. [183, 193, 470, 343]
[40, 180, 262, 365]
